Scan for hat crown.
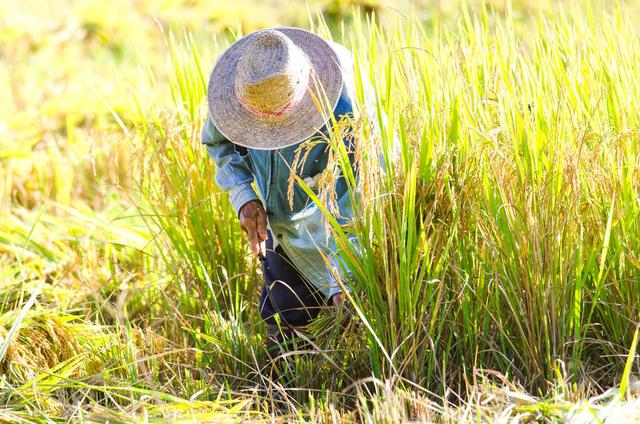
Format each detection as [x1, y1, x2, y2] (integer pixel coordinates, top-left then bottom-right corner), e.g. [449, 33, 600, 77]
[235, 30, 310, 118]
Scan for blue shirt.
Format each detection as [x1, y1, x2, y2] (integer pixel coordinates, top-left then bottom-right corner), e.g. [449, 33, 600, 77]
[201, 43, 364, 298]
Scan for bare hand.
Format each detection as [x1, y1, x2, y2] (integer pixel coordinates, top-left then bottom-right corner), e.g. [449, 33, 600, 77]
[332, 292, 343, 308]
[239, 200, 268, 256]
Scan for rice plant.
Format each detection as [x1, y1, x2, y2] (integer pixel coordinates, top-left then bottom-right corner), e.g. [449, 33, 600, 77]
[1, 0, 639, 422]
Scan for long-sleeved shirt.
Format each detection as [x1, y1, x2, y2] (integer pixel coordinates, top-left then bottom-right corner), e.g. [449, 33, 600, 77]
[201, 41, 365, 298]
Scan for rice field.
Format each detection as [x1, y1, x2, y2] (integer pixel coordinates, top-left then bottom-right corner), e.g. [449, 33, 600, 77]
[1, 0, 640, 422]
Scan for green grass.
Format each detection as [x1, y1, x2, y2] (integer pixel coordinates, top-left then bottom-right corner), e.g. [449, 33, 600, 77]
[1, 0, 640, 422]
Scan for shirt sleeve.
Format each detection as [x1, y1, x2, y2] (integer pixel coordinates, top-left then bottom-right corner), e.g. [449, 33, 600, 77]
[201, 113, 259, 216]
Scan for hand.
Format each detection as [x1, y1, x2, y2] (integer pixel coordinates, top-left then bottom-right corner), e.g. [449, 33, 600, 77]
[239, 200, 268, 256]
[332, 292, 343, 308]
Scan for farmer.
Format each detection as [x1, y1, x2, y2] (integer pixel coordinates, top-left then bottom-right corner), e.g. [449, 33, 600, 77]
[201, 27, 369, 352]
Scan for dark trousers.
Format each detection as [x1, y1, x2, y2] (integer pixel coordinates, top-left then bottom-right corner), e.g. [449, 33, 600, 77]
[259, 233, 326, 326]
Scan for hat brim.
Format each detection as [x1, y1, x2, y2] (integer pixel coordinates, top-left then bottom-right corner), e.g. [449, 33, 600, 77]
[207, 27, 344, 150]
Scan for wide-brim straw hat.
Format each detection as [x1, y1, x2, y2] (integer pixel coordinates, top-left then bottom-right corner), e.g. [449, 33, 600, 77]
[207, 27, 344, 150]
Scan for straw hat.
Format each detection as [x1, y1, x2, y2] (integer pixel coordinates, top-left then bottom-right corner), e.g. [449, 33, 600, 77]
[207, 27, 344, 150]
